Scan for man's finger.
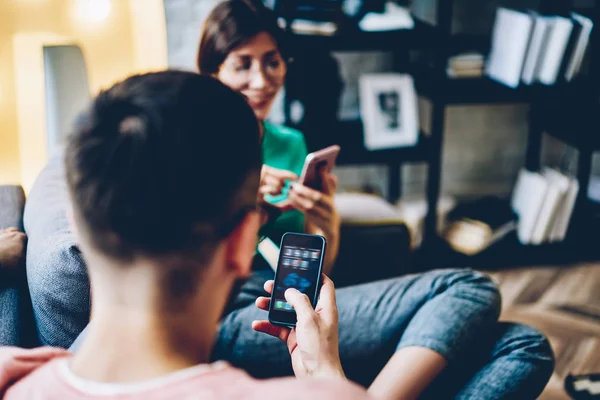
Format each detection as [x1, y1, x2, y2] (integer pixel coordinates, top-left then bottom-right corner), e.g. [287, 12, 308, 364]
[285, 288, 315, 318]
[252, 320, 290, 342]
[255, 296, 270, 311]
[263, 280, 274, 294]
[316, 274, 337, 312]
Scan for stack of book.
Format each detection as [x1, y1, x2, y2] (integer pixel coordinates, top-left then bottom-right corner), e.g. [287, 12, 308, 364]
[447, 53, 485, 78]
[274, 0, 343, 36]
[485, 7, 594, 88]
[511, 168, 580, 245]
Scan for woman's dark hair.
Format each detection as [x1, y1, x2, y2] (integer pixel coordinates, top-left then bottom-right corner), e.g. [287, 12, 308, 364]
[197, 0, 289, 75]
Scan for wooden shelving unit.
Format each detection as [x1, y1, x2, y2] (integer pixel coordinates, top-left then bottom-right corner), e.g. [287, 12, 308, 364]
[281, 0, 600, 266]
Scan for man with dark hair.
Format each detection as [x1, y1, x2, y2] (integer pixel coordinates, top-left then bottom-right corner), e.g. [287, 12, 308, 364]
[0, 71, 368, 399]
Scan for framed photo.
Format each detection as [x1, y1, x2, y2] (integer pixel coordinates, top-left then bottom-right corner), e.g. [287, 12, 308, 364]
[359, 74, 419, 150]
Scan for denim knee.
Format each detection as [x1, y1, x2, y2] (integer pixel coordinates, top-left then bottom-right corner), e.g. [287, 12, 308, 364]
[440, 269, 502, 321]
[497, 323, 555, 372]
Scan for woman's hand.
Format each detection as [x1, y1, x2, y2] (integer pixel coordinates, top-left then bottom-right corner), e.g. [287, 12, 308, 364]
[260, 165, 297, 197]
[288, 170, 340, 239]
[252, 275, 345, 380]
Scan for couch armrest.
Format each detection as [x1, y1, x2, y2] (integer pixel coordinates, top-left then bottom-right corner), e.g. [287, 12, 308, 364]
[0, 185, 36, 347]
[0, 185, 26, 230]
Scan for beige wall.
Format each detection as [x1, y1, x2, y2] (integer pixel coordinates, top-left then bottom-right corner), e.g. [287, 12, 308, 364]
[0, 0, 167, 190]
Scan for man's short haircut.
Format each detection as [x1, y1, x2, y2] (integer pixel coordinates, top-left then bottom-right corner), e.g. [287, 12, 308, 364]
[65, 71, 262, 262]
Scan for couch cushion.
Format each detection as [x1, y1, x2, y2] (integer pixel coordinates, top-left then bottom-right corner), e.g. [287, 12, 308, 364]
[23, 153, 90, 348]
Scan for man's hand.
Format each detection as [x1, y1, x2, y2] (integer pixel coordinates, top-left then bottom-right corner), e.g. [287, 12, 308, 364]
[0, 228, 26, 271]
[252, 274, 345, 380]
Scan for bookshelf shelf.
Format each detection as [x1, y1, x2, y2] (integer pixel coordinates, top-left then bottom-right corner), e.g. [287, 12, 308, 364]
[416, 230, 600, 271]
[415, 74, 534, 105]
[287, 19, 439, 52]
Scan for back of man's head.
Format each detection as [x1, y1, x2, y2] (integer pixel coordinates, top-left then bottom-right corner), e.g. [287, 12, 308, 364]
[65, 71, 261, 265]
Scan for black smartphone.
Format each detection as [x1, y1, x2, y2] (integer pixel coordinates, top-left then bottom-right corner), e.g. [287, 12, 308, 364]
[268, 232, 326, 327]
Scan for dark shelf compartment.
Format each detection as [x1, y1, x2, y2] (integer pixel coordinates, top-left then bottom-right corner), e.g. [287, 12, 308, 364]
[329, 120, 429, 165]
[535, 80, 600, 151]
[416, 230, 600, 271]
[288, 19, 439, 52]
[414, 72, 536, 105]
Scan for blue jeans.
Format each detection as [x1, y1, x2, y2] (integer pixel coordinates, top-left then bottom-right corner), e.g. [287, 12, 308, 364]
[71, 269, 554, 399]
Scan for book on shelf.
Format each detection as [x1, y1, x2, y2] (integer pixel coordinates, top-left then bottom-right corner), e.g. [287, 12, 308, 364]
[521, 12, 551, 85]
[485, 7, 534, 88]
[486, 7, 594, 87]
[530, 168, 570, 245]
[443, 197, 517, 256]
[548, 170, 579, 242]
[536, 15, 574, 85]
[511, 168, 579, 245]
[565, 12, 594, 81]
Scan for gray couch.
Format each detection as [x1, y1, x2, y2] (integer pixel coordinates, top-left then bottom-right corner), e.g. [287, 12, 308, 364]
[0, 185, 35, 347]
[0, 154, 414, 348]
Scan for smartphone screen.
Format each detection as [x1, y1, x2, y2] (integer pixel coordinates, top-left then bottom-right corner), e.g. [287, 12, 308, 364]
[268, 233, 326, 327]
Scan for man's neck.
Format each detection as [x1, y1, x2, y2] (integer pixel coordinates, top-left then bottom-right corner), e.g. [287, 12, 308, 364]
[71, 306, 217, 383]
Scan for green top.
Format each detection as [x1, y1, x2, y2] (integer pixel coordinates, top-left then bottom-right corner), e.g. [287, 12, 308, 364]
[261, 121, 308, 244]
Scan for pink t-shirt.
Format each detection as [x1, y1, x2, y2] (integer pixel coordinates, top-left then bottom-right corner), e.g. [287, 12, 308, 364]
[1, 347, 369, 399]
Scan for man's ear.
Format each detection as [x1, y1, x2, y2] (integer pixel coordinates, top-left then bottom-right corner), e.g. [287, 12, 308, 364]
[225, 211, 261, 278]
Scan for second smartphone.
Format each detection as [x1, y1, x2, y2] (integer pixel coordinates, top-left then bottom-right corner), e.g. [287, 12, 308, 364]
[268, 233, 326, 328]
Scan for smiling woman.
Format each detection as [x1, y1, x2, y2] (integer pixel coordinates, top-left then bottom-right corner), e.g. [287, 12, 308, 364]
[216, 32, 287, 120]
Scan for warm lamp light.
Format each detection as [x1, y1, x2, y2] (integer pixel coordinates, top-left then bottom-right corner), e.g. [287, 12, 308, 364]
[75, 0, 111, 22]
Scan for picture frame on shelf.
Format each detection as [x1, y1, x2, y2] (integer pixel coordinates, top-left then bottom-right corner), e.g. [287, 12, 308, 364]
[359, 73, 419, 150]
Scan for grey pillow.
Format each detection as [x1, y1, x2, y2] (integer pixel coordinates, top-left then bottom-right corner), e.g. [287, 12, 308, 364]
[23, 152, 90, 348]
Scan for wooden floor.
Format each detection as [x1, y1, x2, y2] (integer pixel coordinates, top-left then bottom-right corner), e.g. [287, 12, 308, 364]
[484, 263, 600, 400]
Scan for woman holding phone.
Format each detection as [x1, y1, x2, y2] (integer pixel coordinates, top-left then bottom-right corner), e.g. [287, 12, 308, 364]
[199, 1, 554, 398]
